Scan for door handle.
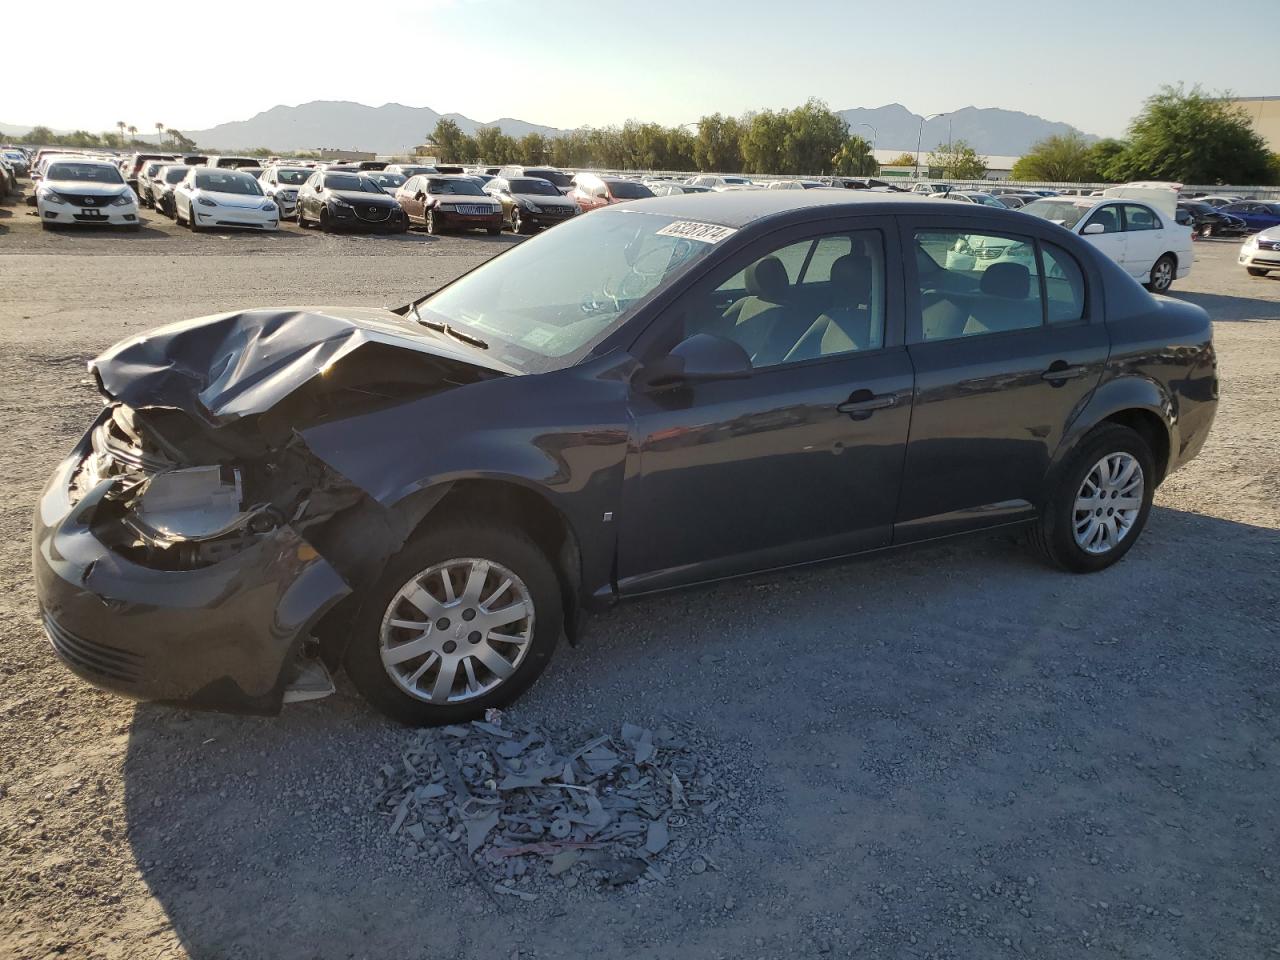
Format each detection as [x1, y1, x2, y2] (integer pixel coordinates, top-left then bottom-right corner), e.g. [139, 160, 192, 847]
[1041, 362, 1089, 382]
[837, 391, 898, 417]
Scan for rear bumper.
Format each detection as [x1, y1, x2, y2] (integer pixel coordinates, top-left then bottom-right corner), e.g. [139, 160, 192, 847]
[32, 428, 350, 715]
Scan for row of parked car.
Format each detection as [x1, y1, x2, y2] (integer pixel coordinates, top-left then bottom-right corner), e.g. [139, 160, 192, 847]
[10, 146, 1279, 282]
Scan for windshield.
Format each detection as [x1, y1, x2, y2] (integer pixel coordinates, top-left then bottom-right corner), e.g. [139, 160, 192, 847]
[275, 168, 310, 185]
[608, 180, 655, 200]
[324, 174, 386, 194]
[428, 178, 485, 196]
[1021, 199, 1094, 230]
[723, 177, 752, 185]
[508, 178, 561, 196]
[523, 169, 571, 188]
[368, 173, 406, 189]
[46, 163, 124, 184]
[965, 193, 1002, 206]
[419, 209, 722, 372]
[194, 172, 263, 195]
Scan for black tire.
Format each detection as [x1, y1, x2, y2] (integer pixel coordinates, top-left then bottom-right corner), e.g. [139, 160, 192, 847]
[344, 520, 563, 725]
[319, 208, 334, 234]
[187, 201, 202, 232]
[510, 207, 524, 234]
[40, 219, 53, 231]
[487, 227, 501, 236]
[1145, 253, 1175, 292]
[1247, 267, 1269, 277]
[425, 209, 436, 235]
[126, 223, 141, 232]
[1028, 424, 1155, 573]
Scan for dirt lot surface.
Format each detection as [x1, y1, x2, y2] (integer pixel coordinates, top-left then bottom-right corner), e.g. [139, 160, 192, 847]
[2, 187, 1279, 960]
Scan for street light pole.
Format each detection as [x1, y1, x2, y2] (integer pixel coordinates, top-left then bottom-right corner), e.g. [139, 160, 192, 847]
[914, 112, 946, 179]
[858, 122, 877, 174]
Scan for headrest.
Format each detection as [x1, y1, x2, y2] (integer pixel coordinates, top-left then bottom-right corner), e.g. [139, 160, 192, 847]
[980, 262, 1031, 299]
[829, 254, 872, 304]
[744, 256, 789, 303]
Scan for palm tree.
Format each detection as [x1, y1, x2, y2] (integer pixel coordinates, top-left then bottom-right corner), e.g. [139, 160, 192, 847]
[155, 122, 165, 147]
[116, 121, 126, 147]
[127, 125, 138, 145]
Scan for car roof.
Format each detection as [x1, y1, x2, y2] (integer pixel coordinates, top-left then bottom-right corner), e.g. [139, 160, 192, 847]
[48, 156, 117, 167]
[611, 188, 954, 228]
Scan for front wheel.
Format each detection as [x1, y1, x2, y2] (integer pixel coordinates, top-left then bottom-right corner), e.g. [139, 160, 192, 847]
[1146, 254, 1175, 292]
[344, 521, 562, 725]
[1029, 424, 1155, 573]
[319, 208, 334, 234]
[510, 207, 524, 234]
[424, 209, 436, 235]
[1247, 267, 1269, 277]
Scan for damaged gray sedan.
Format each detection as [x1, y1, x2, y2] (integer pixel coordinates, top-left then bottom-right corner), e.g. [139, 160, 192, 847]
[34, 191, 1217, 724]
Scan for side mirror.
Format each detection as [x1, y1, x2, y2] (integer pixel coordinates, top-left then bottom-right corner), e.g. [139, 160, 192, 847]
[634, 334, 752, 390]
[1082, 222, 1106, 235]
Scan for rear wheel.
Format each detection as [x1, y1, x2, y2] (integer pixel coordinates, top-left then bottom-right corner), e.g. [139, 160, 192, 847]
[344, 520, 563, 725]
[1247, 267, 1269, 277]
[1146, 254, 1175, 292]
[1029, 424, 1155, 573]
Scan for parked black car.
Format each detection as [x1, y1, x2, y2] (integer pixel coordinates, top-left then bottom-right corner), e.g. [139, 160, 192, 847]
[1177, 200, 1246, 238]
[33, 192, 1217, 724]
[296, 171, 408, 233]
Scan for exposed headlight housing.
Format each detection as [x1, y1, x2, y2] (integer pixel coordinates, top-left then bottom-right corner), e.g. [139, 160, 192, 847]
[110, 192, 134, 207]
[40, 190, 66, 205]
[261, 200, 277, 211]
[197, 196, 217, 207]
[329, 197, 353, 209]
[520, 200, 542, 213]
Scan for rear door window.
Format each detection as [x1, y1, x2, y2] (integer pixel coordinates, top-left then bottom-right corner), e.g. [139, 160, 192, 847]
[913, 230, 1044, 341]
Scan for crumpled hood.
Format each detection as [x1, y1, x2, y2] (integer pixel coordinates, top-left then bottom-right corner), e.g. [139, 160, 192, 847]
[91, 306, 517, 427]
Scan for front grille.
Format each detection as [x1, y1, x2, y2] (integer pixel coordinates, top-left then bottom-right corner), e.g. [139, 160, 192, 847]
[61, 193, 123, 208]
[355, 205, 391, 222]
[975, 246, 1006, 259]
[449, 205, 495, 216]
[1259, 240, 1280, 251]
[43, 613, 143, 685]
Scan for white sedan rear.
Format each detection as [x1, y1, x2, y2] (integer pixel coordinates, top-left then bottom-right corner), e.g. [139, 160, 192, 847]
[173, 168, 279, 232]
[1021, 196, 1192, 292]
[36, 158, 140, 231]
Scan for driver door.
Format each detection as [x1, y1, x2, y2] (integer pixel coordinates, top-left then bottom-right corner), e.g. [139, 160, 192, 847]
[617, 218, 915, 595]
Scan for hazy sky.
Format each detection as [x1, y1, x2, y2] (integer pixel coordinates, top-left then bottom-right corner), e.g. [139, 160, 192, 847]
[6, 0, 1273, 138]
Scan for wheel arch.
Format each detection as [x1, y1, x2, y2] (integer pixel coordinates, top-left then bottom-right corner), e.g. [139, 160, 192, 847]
[1055, 376, 1174, 486]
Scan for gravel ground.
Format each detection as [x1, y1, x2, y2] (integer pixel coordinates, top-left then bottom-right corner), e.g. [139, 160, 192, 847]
[2, 185, 1279, 960]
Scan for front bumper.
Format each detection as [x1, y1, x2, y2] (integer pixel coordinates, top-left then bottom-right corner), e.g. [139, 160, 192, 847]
[436, 208, 503, 230]
[522, 209, 578, 229]
[330, 203, 407, 232]
[39, 201, 138, 226]
[32, 426, 350, 715]
[1240, 246, 1280, 272]
[192, 204, 280, 231]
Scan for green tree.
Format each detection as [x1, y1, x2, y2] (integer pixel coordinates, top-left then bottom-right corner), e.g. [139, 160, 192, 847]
[1087, 138, 1128, 182]
[832, 135, 877, 176]
[781, 98, 848, 175]
[167, 129, 196, 152]
[431, 118, 474, 162]
[1112, 84, 1274, 184]
[740, 110, 788, 174]
[518, 132, 548, 164]
[24, 126, 55, 144]
[694, 113, 743, 172]
[884, 152, 916, 166]
[1010, 131, 1098, 182]
[473, 126, 516, 165]
[927, 139, 987, 179]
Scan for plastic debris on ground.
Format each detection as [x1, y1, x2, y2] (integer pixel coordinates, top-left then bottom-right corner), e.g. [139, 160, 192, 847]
[373, 715, 730, 898]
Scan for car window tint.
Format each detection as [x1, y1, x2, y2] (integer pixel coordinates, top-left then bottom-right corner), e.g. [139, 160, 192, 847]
[1122, 204, 1159, 231]
[1040, 242, 1086, 324]
[914, 230, 1043, 341]
[693, 230, 886, 367]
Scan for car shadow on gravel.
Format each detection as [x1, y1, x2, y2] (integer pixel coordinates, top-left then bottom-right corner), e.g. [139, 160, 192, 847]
[1169, 288, 1280, 321]
[120, 506, 1280, 960]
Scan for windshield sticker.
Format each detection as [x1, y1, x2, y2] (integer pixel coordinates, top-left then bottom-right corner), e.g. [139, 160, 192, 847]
[655, 221, 737, 244]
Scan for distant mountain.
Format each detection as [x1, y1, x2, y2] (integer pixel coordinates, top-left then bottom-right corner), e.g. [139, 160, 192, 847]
[838, 103, 1096, 157]
[183, 101, 562, 154]
[6, 101, 1099, 159]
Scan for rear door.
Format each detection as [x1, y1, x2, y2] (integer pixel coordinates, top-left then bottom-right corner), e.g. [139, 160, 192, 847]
[617, 217, 914, 594]
[895, 217, 1109, 541]
[1120, 203, 1163, 275]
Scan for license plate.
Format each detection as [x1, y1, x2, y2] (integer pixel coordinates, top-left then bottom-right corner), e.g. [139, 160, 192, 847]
[80, 209, 105, 218]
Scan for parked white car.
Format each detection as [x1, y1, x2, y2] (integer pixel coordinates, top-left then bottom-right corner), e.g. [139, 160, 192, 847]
[686, 175, 756, 191]
[1020, 195, 1192, 292]
[1239, 226, 1280, 277]
[35, 158, 140, 231]
[173, 168, 279, 232]
[258, 165, 312, 217]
